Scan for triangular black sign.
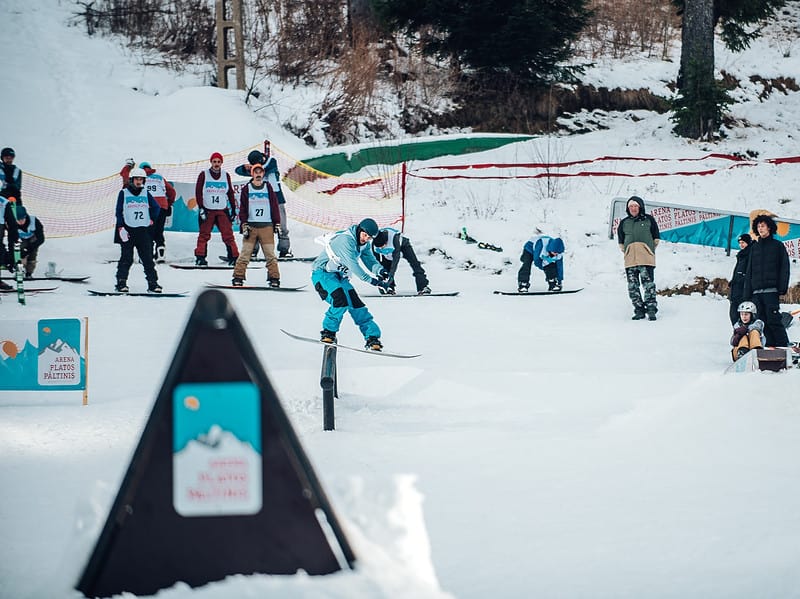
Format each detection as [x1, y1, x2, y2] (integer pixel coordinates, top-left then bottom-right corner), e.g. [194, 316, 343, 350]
[76, 289, 355, 598]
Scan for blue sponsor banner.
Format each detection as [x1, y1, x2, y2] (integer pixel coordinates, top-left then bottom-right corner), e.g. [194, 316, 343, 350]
[609, 198, 800, 258]
[0, 318, 88, 394]
[165, 182, 246, 233]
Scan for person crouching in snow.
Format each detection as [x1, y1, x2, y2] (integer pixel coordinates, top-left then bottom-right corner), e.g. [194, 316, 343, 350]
[730, 301, 765, 361]
[517, 230, 565, 292]
[9, 205, 45, 278]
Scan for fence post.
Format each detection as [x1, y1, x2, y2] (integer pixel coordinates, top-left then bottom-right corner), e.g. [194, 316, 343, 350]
[401, 162, 407, 233]
[320, 345, 337, 431]
[726, 215, 734, 256]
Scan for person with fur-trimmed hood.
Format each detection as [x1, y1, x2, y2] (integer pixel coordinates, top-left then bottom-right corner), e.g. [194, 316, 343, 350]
[311, 218, 392, 351]
[617, 195, 660, 320]
[728, 233, 753, 325]
[743, 214, 790, 347]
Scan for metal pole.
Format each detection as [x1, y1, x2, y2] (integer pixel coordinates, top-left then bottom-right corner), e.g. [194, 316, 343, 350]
[321, 345, 337, 431]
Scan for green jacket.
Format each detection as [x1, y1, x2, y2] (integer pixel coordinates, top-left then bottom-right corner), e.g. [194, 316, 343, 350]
[617, 202, 660, 268]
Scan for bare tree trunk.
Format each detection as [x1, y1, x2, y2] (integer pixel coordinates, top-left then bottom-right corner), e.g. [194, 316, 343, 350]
[678, 0, 714, 92]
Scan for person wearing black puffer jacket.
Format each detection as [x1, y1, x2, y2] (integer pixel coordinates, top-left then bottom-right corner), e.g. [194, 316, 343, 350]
[728, 233, 753, 325]
[743, 214, 790, 347]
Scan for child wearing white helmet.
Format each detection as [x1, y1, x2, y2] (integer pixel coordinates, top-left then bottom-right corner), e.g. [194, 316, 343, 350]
[730, 300, 765, 361]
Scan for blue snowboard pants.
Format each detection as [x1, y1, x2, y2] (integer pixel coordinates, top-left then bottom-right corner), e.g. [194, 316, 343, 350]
[311, 270, 381, 340]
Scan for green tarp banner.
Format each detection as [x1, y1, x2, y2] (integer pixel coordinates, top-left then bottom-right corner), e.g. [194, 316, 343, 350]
[304, 136, 532, 176]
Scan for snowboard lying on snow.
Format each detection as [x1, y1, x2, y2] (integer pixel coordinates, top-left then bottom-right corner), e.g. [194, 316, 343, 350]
[88, 289, 189, 297]
[0, 285, 58, 295]
[218, 255, 316, 263]
[205, 283, 306, 292]
[280, 329, 420, 359]
[365, 291, 459, 298]
[494, 288, 583, 296]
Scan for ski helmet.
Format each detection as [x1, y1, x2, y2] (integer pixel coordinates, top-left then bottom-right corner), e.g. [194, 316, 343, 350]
[737, 301, 757, 316]
[138, 161, 152, 170]
[373, 229, 389, 247]
[1, 147, 15, 158]
[247, 150, 266, 165]
[357, 218, 379, 238]
[129, 167, 147, 179]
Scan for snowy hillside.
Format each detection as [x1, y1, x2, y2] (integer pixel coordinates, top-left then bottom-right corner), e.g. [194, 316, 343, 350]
[1, 1, 800, 599]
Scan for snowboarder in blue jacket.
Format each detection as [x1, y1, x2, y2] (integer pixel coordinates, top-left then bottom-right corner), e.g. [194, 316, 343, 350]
[517, 230, 565, 292]
[311, 218, 392, 351]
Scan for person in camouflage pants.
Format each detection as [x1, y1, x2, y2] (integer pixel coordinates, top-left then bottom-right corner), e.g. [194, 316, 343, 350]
[617, 196, 661, 320]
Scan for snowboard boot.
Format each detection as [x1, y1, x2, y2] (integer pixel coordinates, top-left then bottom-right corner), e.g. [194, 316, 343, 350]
[518, 282, 530, 293]
[195, 256, 208, 267]
[736, 347, 750, 359]
[268, 278, 280, 288]
[148, 283, 163, 294]
[154, 246, 166, 263]
[647, 312, 657, 321]
[115, 280, 129, 293]
[365, 336, 383, 351]
[547, 278, 561, 292]
[418, 286, 432, 295]
[226, 255, 238, 266]
[320, 329, 337, 344]
[632, 311, 646, 320]
[279, 250, 294, 258]
[232, 277, 244, 287]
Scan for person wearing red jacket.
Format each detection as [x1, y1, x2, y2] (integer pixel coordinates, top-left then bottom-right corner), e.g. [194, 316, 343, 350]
[138, 161, 176, 263]
[193, 152, 239, 266]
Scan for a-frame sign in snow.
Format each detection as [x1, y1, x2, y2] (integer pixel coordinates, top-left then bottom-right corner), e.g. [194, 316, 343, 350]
[76, 289, 355, 598]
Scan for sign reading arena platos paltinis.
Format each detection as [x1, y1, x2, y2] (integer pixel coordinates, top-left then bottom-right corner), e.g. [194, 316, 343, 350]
[0, 318, 88, 396]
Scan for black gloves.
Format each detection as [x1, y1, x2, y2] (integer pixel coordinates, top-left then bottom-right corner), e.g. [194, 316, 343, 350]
[372, 278, 392, 290]
[242, 223, 251, 239]
[273, 223, 281, 234]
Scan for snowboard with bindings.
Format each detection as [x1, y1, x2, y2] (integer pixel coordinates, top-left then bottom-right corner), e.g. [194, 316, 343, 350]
[88, 289, 189, 297]
[365, 291, 460, 297]
[169, 262, 260, 270]
[494, 288, 583, 296]
[205, 283, 307, 292]
[280, 329, 420, 358]
[219, 255, 316, 263]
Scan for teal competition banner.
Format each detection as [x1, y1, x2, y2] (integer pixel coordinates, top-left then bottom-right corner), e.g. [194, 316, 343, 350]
[0, 318, 88, 400]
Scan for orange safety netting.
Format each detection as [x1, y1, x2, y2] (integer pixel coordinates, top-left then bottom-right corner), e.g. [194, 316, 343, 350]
[20, 144, 404, 238]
